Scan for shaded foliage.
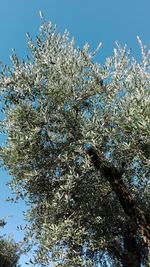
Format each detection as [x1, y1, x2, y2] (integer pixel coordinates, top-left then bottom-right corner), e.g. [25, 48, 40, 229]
[0, 220, 20, 267]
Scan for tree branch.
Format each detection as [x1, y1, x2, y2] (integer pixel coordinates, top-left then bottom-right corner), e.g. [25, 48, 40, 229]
[86, 147, 150, 246]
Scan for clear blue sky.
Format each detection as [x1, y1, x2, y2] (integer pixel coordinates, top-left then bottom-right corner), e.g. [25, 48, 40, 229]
[0, 1, 150, 266]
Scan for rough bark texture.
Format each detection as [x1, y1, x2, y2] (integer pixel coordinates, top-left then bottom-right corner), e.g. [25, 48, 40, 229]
[86, 147, 150, 265]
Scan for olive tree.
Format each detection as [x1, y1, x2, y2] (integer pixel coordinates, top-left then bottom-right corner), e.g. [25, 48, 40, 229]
[0, 21, 150, 266]
[0, 220, 20, 267]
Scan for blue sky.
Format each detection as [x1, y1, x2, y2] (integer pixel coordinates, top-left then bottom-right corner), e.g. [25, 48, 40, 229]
[0, 1, 150, 266]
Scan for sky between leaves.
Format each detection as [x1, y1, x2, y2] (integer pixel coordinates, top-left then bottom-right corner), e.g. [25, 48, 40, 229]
[0, 0, 150, 266]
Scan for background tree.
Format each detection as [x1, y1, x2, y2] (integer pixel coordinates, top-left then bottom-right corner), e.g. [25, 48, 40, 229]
[0, 21, 150, 266]
[0, 219, 20, 267]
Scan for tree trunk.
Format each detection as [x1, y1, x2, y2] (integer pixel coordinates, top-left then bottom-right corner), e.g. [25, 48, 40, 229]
[121, 229, 141, 267]
[86, 147, 150, 266]
[86, 147, 150, 245]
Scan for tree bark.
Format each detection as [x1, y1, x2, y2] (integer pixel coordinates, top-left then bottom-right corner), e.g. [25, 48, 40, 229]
[121, 228, 141, 267]
[86, 147, 150, 249]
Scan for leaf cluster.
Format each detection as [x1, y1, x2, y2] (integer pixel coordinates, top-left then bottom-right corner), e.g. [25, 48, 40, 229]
[0, 22, 150, 266]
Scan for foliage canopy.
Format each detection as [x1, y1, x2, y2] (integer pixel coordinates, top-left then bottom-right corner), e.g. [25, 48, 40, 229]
[0, 220, 20, 267]
[0, 21, 150, 266]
